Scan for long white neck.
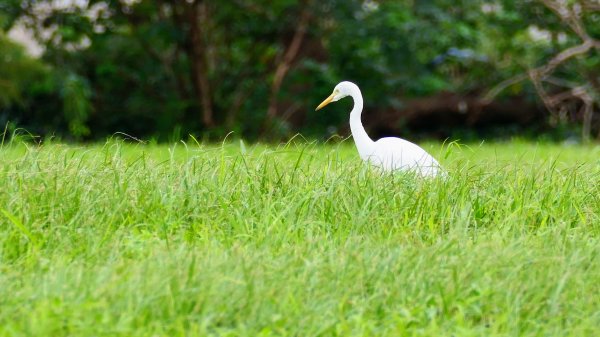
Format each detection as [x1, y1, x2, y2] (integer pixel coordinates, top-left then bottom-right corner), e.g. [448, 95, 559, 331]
[348, 85, 374, 158]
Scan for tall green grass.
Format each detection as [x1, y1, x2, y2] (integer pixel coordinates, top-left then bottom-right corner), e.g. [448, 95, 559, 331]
[1, 139, 599, 336]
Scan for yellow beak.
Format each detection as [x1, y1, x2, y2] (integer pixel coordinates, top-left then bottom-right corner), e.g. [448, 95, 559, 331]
[315, 93, 335, 111]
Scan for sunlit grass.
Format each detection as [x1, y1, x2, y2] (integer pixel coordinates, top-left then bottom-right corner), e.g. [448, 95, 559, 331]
[1, 139, 599, 336]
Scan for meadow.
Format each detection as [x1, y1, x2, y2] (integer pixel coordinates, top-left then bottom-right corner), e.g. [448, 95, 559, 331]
[1, 138, 599, 336]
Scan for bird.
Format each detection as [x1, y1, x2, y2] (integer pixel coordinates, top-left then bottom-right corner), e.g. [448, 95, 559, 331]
[316, 81, 443, 177]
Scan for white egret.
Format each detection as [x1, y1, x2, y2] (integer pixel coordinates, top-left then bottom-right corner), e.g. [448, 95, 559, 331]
[316, 81, 442, 176]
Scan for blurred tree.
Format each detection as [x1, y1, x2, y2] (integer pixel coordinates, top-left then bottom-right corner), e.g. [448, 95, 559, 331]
[0, 31, 60, 137]
[483, 0, 600, 141]
[1, 0, 598, 140]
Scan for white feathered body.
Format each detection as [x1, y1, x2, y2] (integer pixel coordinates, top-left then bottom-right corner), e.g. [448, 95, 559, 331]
[358, 137, 441, 176]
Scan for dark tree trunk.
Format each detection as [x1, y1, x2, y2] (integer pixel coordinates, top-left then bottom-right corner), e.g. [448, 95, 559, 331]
[265, 5, 310, 127]
[185, 0, 214, 128]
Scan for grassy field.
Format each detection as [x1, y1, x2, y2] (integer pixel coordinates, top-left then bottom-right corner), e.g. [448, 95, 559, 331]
[1, 139, 599, 336]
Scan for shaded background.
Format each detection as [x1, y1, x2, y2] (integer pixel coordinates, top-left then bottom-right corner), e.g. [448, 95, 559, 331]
[0, 0, 599, 142]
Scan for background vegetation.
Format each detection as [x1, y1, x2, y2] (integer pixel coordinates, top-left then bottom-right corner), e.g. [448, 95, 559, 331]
[0, 0, 598, 142]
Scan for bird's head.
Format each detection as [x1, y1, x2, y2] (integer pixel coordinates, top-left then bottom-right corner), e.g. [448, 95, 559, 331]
[315, 81, 358, 110]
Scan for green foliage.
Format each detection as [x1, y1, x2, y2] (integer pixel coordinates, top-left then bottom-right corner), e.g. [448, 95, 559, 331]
[61, 73, 91, 138]
[1, 0, 599, 140]
[1, 141, 599, 335]
[0, 33, 48, 108]
[0, 33, 63, 136]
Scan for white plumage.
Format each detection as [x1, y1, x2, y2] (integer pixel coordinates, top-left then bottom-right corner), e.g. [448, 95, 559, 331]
[316, 81, 442, 177]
